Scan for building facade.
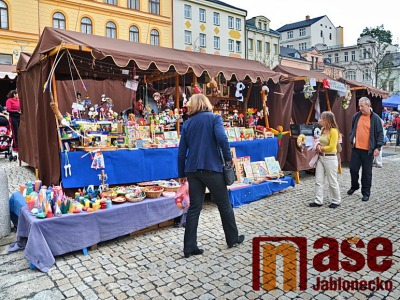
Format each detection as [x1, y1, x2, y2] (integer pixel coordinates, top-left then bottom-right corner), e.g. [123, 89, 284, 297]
[317, 35, 398, 88]
[246, 16, 280, 68]
[277, 15, 343, 51]
[173, 0, 246, 58]
[0, 0, 173, 67]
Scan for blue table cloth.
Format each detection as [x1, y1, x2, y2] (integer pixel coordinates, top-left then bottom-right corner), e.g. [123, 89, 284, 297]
[228, 176, 295, 207]
[9, 192, 26, 227]
[14, 196, 182, 272]
[61, 138, 278, 188]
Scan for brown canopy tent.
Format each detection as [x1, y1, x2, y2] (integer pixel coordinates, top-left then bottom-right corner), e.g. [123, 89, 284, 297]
[334, 78, 388, 162]
[17, 27, 282, 186]
[273, 65, 346, 182]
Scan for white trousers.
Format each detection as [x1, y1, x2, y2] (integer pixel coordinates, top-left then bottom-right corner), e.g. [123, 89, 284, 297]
[315, 155, 341, 205]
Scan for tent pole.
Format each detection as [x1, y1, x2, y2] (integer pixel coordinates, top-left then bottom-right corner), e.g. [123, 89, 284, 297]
[50, 56, 63, 151]
[175, 74, 180, 135]
[244, 82, 253, 127]
[306, 86, 320, 124]
[325, 89, 332, 112]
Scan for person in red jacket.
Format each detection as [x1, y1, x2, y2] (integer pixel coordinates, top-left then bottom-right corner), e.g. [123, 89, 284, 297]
[6, 89, 20, 151]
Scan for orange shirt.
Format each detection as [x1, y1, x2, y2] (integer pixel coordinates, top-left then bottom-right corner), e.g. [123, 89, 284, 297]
[355, 114, 370, 150]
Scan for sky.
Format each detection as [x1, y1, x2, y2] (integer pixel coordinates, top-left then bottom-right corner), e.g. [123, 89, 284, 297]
[225, 0, 400, 47]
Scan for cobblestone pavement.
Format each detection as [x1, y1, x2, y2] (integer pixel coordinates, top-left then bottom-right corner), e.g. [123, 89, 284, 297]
[1, 146, 399, 300]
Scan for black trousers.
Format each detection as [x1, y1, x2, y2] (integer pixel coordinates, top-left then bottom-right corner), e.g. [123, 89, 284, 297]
[184, 170, 239, 253]
[396, 128, 400, 146]
[349, 148, 374, 197]
[10, 115, 19, 149]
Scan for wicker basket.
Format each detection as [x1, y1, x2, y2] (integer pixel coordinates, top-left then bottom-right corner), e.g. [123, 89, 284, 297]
[160, 184, 180, 192]
[144, 187, 164, 199]
[126, 192, 146, 203]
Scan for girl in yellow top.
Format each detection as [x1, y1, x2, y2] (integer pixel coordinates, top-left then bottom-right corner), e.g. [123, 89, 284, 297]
[310, 111, 341, 208]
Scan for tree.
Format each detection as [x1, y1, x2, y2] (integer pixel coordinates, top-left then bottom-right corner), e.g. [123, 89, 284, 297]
[360, 25, 392, 44]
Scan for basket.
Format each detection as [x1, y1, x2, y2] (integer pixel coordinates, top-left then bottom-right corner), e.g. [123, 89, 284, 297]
[144, 187, 164, 199]
[160, 184, 180, 192]
[126, 192, 146, 203]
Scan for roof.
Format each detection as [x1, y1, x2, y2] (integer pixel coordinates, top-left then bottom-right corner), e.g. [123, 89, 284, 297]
[279, 47, 307, 61]
[24, 27, 281, 83]
[338, 78, 389, 98]
[246, 24, 280, 37]
[205, 0, 247, 13]
[273, 65, 333, 81]
[277, 16, 325, 32]
[382, 94, 400, 108]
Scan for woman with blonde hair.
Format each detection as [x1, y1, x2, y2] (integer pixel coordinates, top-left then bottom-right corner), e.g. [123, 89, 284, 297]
[310, 111, 341, 208]
[178, 94, 244, 258]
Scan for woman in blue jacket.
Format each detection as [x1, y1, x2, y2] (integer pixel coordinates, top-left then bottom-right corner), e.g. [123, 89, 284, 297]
[178, 94, 244, 258]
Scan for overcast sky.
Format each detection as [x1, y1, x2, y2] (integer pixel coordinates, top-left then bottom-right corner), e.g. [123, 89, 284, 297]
[225, 0, 400, 47]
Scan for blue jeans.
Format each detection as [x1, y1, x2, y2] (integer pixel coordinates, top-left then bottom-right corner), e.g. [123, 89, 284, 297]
[184, 170, 239, 252]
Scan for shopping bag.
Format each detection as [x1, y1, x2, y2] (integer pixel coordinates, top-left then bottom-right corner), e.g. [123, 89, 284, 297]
[175, 181, 190, 210]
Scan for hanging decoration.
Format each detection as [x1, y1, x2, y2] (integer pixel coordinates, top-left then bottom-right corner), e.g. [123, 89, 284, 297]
[235, 81, 245, 102]
[342, 90, 352, 109]
[303, 78, 315, 99]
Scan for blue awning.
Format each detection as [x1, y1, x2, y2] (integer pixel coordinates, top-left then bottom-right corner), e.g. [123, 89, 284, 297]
[382, 94, 400, 109]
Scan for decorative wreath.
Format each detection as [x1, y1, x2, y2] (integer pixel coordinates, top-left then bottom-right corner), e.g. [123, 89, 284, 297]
[314, 128, 321, 139]
[342, 90, 352, 109]
[297, 134, 306, 149]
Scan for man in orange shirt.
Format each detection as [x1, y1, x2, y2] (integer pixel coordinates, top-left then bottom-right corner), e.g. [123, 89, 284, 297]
[347, 97, 384, 201]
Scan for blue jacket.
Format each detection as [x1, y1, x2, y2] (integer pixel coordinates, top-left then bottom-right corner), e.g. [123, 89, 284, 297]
[178, 111, 232, 177]
[349, 110, 384, 154]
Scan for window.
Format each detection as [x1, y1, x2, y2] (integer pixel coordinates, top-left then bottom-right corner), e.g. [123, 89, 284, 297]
[299, 28, 305, 36]
[286, 45, 294, 49]
[299, 42, 307, 50]
[81, 17, 92, 34]
[228, 39, 234, 52]
[265, 42, 270, 53]
[214, 36, 220, 49]
[363, 48, 371, 59]
[235, 18, 241, 30]
[236, 41, 241, 53]
[128, 0, 139, 9]
[334, 53, 339, 63]
[0, 1, 8, 29]
[0, 53, 12, 64]
[344, 52, 348, 62]
[258, 22, 262, 29]
[263, 23, 267, 31]
[199, 8, 205, 22]
[248, 38, 253, 50]
[389, 80, 394, 92]
[199, 33, 206, 48]
[273, 44, 278, 54]
[363, 70, 371, 81]
[287, 31, 293, 39]
[150, 29, 159, 45]
[184, 30, 191, 45]
[104, 0, 117, 4]
[329, 33, 332, 40]
[129, 26, 139, 42]
[53, 12, 66, 29]
[149, 0, 160, 15]
[228, 16, 233, 29]
[346, 70, 356, 81]
[351, 51, 356, 61]
[106, 22, 116, 38]
[213, 12, 220, 25]
[257, 40, 262, 52]
[184, 5, 191, 19]
[320, 30, 323, 37]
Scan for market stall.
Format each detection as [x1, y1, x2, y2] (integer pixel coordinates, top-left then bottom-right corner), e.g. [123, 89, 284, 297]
[17, 27, 283, 187]
[273, 66, 346, 183]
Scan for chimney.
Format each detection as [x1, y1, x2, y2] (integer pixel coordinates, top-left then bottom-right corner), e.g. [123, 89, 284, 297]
[306, 15, 310, 20]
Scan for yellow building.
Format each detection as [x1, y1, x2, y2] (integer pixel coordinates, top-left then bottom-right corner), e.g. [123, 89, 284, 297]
[0, 0, 172, 67]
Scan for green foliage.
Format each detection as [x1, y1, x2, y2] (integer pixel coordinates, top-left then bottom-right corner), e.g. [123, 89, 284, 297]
[360, 25, 392, 44]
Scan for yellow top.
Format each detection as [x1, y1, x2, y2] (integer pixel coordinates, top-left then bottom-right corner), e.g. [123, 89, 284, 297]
[319, 128, 339, 153]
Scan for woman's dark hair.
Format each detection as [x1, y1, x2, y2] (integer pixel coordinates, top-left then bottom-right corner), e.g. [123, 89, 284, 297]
[7, 89, 17, 98]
